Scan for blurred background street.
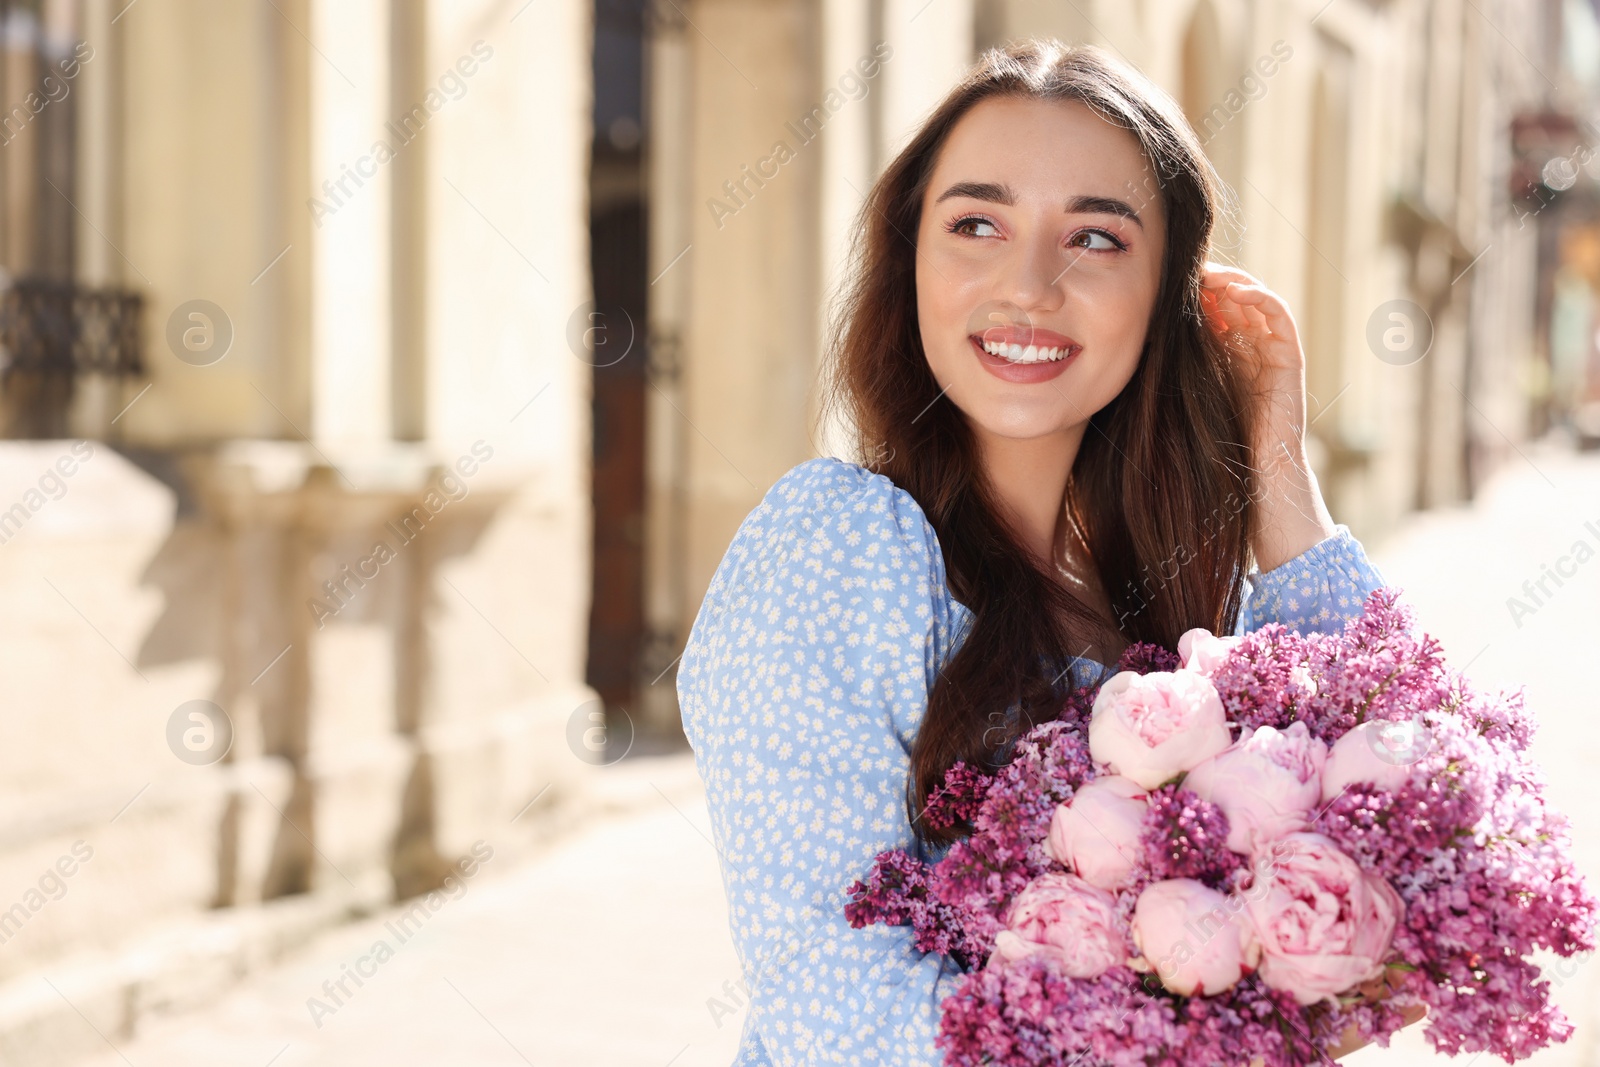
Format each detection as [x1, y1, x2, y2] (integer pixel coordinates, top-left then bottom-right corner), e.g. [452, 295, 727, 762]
[0, 0, 1598, 1063]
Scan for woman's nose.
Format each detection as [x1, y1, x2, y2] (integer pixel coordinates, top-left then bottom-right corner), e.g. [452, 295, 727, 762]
[1000, 231, 1066, 314]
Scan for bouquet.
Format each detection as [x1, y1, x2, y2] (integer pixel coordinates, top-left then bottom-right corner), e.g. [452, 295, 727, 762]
[845, 588, 1596, 1065]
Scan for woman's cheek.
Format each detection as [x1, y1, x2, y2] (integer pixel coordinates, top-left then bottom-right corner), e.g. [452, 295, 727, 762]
[1079, 277, 1155, 349]
[931, 253, 994, 308]
[920, 267, 988, 356]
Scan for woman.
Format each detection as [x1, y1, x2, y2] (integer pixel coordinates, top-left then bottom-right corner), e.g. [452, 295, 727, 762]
[678, 41, 1411, 1065]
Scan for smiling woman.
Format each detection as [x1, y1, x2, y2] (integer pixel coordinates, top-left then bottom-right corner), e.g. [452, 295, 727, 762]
[831, 49, 1278, 822]
[677, 39, 1401, 1066]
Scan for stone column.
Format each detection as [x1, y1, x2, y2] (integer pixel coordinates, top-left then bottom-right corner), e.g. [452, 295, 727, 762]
[643, 4, 694, 730]
[118, 0, 290, 442]
[397, 0, 597, 879]
[68, 0, 123, 435]
[681, 0, 824, 615]
[812, 0, 880, 461]
[307, 0, 392, 446]
[878, 0, 973, 155]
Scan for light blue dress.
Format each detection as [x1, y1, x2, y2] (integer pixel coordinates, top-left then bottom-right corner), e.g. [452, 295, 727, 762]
[676, 457, 1390, 1067]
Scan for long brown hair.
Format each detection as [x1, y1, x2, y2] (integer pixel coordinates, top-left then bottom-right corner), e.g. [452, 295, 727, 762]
[821, 41, 1263, 847]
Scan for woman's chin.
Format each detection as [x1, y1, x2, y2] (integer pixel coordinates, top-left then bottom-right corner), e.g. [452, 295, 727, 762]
[963, 408, 1081, 444]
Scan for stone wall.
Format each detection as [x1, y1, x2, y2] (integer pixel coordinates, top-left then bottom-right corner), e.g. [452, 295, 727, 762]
[0, 438, 600, 1059]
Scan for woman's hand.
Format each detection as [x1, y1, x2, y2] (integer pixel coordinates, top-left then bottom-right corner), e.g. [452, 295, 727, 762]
[1199, 261, 1336, 573]
[1326, 971, 1429, 1060]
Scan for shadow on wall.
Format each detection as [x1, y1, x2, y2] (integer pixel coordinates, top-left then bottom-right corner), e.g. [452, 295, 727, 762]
[124, 442, 508, 905]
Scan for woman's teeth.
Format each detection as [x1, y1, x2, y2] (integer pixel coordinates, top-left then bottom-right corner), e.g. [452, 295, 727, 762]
[979, 338, 1073, 363]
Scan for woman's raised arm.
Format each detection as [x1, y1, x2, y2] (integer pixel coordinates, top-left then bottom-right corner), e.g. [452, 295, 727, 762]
[678, 457, 968, 1066]
[1236, 523, 1390, 638]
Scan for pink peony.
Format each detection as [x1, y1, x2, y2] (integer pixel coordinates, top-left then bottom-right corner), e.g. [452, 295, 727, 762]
[1289, 663, 1319, 698]
[1177, 627, 1243, 675]
[1131, 878, 1260, 995]
[987, 872, 1127, 977]
[1183, 721, 1327, 855]
[1243, 832, 1403, 1005]
[1321, 720, 1425, 801]
[1045, 775, 1147, 890]
[1088, 670, 1231, 789]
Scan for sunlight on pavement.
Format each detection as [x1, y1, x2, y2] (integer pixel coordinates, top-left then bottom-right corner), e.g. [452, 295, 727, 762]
[70, 761, 741, 1067]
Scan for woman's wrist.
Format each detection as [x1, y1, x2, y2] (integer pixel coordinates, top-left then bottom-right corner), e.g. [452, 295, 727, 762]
[1251, 438, 1336, 574]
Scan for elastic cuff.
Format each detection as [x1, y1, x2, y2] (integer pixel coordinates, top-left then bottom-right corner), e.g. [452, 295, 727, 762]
[1255, 523, 1360, 582]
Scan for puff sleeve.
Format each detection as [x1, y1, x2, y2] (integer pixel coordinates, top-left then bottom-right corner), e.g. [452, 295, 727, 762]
[678, 457, 969, 1066]
[1235, 523, 1391, 637]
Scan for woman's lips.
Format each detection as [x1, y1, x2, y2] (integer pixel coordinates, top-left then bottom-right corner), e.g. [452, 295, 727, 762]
[966, 337, 1081, 383]
[963, 319, 1080, 381]
[972, 326, 1075, 355]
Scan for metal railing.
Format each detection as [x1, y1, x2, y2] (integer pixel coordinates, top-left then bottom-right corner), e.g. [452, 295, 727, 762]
[0, 278, 143, 437]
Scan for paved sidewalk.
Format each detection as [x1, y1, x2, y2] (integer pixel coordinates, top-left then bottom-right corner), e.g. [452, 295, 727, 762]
[68, 765, 744, 1067]
[64, 442, 1600, 1067]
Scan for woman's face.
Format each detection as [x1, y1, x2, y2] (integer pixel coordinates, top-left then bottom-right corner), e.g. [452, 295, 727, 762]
[914, 95, 1168, 445]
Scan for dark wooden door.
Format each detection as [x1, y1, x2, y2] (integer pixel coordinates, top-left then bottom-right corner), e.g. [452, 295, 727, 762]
[586, 0, 648, 720]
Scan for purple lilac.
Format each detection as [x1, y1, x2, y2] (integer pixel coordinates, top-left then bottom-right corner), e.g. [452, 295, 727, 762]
[1140, 785, 1246, 889]
[843, 848, 992, 969]
[1207, 623, 1317, 734]
[1115, 641, 1182, 677]
[924, 760, 996, 833]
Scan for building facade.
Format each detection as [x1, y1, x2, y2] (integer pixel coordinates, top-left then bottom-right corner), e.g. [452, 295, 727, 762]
[0, 0, 597, 1058]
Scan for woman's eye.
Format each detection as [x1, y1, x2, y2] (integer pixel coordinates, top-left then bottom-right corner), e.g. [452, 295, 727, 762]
[948, 216, 999, 238]
[1071, 229, 1127, 252]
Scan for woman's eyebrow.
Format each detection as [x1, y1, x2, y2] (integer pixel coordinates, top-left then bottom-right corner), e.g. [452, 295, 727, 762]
[935, 182, 1145, 230]
[935, 180, 1015, 205]
[1066, 194, 1145, 230]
